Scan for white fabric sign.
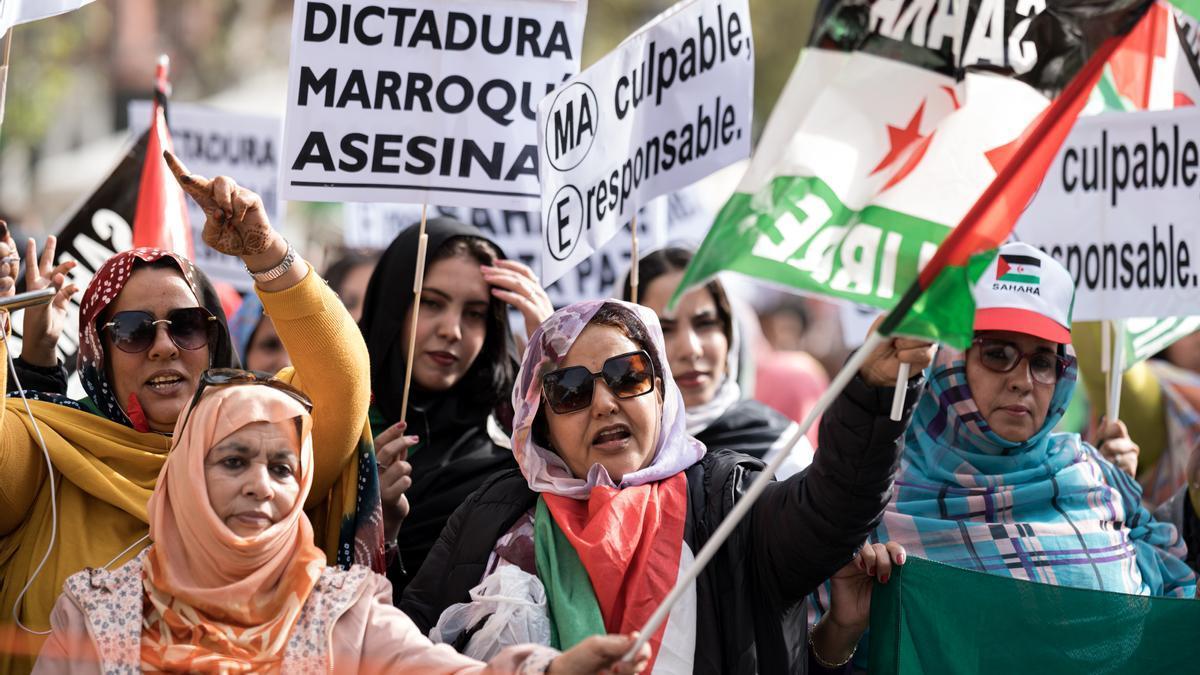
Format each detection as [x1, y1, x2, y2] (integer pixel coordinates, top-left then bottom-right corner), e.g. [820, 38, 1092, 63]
[281, 0, 587, 210]
[128, 102, 283, 290]
[1015, 106, 1200, 320]
[536, 0, 753, 286]
[0, 0, 93, 35]
[344, 187, 713, 306]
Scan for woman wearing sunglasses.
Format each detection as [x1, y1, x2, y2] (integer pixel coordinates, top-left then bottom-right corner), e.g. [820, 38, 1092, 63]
[34, 371, 650, 674]
[626, 247, 823, 480]
[359, 217, 554, 599]
[400, 298, 930, 673]
[0, 154, 377, 672]
[867, 243, 1194, 605]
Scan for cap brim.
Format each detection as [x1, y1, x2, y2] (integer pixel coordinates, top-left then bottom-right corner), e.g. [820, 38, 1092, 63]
[975, 307, 1071, 344]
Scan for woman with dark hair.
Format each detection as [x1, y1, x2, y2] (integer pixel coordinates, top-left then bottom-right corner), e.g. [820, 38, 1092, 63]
[323, 248, 379, 322]
[0, 158, 378, 673]
[359, 218, 554, 598]
[401, 299, 928, 673]
[628, 247, 820, 478]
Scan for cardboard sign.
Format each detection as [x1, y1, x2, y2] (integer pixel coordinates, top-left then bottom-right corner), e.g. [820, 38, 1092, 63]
[536, 0, 753, 285]
[344, 186, 713, 306]
[128, 101, 282, 290]
[281, 0, 587, 210]
[1014, 106, 1200, 320]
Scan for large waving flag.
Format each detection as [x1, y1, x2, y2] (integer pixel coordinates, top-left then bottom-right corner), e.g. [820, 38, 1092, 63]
[131, 56, 193, 257]
[673, 0, 1156, 348]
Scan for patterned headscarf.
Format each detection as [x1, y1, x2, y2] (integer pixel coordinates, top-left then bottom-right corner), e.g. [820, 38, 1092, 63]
[876, 345, 1196, 596]
[77, 248, 237, 428]
[511, 299, 705, 498]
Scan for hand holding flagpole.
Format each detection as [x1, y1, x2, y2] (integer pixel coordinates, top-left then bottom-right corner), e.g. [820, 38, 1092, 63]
[399, 204, 430, 425]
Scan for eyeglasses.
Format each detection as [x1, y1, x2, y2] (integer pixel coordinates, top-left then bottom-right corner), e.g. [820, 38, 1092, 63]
[178, 368, 313, 436]
[970, 338, 1072, 386]
[541, 350, 656, 415]
[102, 308, 217, 354]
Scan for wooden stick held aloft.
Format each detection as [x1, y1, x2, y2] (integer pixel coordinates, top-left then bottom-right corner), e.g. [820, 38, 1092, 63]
[399, 203, 429, 425]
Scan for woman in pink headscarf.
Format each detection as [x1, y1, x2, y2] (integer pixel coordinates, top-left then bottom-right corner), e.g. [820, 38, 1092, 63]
[33, 370, 649, 674]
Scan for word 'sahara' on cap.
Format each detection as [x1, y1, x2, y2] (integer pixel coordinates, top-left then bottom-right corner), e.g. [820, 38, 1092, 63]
[973, 242, 1075, 344]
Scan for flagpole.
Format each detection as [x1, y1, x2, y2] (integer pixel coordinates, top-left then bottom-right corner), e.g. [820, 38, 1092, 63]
[0, 28, 12, 139]
[399, 203, 429, 425]
[624, 330, 887, 661]
[629, 214, 639, 303]
[1108, 319, 1126, 420]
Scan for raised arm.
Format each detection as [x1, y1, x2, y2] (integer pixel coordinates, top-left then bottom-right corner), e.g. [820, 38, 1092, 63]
[749, 332, 933, 607]
[168, 152, 370, 501]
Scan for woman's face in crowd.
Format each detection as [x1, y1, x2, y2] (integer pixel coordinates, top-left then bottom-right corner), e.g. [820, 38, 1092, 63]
[966, 330, 1057, 443]
[205, 420, 302, 537]
[106, 267, 211, 433]
[1164, 330, 1200, 373]
[245, 318, 290, 375]
[339, 262, 375, 323]
[640, 271, 729, 408]
[403, 253, 490, 392]
[545, 324, 662, 482]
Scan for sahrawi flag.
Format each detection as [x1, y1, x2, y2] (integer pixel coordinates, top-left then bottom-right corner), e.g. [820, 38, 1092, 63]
[131, 56, 193, 257]
[673, 0, 1156, 348]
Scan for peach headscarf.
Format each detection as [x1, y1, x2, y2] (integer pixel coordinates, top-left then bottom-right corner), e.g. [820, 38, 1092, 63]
[141, 384, 325, 672]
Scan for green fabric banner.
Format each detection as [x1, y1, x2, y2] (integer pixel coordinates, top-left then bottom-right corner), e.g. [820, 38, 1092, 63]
[533, 497, 606, 650]
[868, 557, 1200, 674]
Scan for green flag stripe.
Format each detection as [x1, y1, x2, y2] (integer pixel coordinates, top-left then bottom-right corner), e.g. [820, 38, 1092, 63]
[998, 273, 1040, 284]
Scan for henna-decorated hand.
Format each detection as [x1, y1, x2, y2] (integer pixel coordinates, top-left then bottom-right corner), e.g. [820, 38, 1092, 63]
[165, 150, 278, 258]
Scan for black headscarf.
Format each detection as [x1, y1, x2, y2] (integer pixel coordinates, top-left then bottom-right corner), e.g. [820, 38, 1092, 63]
[359, 217, 517, 429]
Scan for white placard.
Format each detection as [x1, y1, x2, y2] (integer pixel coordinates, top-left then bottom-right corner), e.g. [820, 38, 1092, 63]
[128, 101, 283, 291]
[1014, 107, 1200, 321]
[536, 0, 753, 286]
[344, 186, 713, 306]
[281, 0, 587, 210]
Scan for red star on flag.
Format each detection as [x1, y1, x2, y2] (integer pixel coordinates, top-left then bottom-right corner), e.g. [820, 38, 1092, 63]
[870, 100, 930, 177]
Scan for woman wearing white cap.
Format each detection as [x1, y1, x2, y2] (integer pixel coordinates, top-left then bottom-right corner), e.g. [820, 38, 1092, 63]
[858, 242, 1196, 608]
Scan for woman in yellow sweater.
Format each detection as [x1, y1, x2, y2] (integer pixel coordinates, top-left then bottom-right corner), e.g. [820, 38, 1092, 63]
[0, 153, 376, 672]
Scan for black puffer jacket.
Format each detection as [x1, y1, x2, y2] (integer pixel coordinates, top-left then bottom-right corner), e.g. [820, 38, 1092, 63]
[401, 373, 922, 673]
[694, 398, 797, 460]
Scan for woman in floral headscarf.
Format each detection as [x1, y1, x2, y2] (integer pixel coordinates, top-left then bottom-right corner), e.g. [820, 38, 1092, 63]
[402, 300, 931, 673]
[34, 376, 649, 675]
[0, 156, 380, 672]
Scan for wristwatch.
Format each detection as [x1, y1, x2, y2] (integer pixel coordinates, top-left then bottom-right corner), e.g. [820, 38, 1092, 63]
[245, 241, 296, 283]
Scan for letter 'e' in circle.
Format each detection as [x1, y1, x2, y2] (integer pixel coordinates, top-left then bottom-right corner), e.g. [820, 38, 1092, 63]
[545, 82, 599, 171]
[546, 185, 584, 262]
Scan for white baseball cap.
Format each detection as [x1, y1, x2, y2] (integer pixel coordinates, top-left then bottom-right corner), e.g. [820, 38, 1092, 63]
[973, 242, 1074, 344]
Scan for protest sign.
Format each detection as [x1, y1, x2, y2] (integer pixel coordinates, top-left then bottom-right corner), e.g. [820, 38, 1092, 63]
[1014, 106, 1200, 321]
[0, 0, 94, 36]
[129, 101, 282, 290]
[281, 0, 586, 210]
[536, 0, 753, 286]
[344, 187, 713, 306]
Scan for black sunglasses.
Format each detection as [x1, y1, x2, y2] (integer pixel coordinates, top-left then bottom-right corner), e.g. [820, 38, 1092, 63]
[102, 307, 217, 354]
[178, 368, 313, 436]
[971, 338, 1073, 386]
[541, 350, 656, 415]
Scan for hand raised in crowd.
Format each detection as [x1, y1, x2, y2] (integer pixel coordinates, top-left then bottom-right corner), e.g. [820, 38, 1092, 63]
[859, 315, 937, 387]
[376, 421, 417, 544]
[1096, 417, 1139, 478]
[19, 236, 80, 367]
[165, 150, 275, 257]
[548, 633, 651, 675]
[481, 259, 554, 339]
[810, 542, 907, 667]
[0, 222, 17, 299]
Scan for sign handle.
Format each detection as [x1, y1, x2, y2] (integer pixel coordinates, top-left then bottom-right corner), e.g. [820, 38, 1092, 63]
[1108, 319, 1126, 421]
[889, 362, 911, 421]
[399, 203, 429, 425]
[629, 215, 640, 303]
[623, 331, 889, 662]
[0, 29, 12, 139]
